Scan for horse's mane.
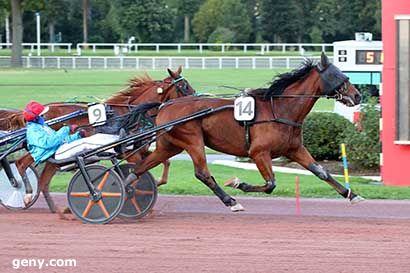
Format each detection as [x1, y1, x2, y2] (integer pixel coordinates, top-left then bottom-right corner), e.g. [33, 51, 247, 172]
[249, 59, 315, 100]
[105, 74, 160, 104]
[0, 110, 25, 130]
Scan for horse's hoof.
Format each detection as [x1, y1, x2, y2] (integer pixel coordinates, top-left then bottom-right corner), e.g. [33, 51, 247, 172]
[62, 206, 72, 214]
[350, 195, 365, 204]
[224, 177, 241, 188]
[156, 179, 166, 187]
[23, 194, 33, 206]
[230, 203, 245, 212]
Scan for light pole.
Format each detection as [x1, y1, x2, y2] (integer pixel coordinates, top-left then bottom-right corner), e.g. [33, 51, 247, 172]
[36, 12, 41, 56]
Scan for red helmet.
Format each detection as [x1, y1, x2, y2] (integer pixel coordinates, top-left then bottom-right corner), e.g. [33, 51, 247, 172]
[23, 101, 49, 122]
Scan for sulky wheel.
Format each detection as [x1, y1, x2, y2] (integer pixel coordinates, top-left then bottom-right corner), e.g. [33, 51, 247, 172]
[0, 163, 40, 210]
[67, 165, 125, 224]
[117, 163, 157, 220]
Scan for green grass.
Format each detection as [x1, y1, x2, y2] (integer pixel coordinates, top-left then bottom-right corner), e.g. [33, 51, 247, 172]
[0, 48, 332, 57]
[0, 69, 334, 110]
[48, 161, 410, 199]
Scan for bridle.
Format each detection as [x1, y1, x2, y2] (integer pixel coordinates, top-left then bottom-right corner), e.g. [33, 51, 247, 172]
[163, 76, 194, 96]
[262, 63, 350, 101]
[247, 63, 353, 130]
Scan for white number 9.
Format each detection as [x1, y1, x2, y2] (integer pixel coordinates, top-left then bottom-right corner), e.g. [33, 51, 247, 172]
[88, 104, 107, 125]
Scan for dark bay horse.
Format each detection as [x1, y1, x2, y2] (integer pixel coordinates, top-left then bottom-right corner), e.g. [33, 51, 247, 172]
[4, 67, 195, 211]
[128, 53, 364, 211]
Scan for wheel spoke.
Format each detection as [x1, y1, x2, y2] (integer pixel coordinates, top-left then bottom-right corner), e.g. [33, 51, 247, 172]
[135, 189, 154, 196]
[82, 200, 95, 218]
[97, 200, 110, 218]
[69, 192, 90, 197]
[131, 197, 142, 213]
[101, 192, 122, 198]
[131, 178, 139, 187]
[97, 172, 110, 191]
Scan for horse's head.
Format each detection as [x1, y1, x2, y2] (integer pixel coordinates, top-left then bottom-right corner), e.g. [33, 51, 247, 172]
[317, 53, 361, 106]
[159, 66, 196, 100]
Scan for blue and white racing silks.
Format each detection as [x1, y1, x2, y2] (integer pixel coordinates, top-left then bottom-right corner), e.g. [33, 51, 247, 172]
[26, 122, 81, 163]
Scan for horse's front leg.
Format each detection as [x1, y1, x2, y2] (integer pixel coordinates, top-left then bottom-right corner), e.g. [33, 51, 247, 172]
[38, 162, 60, 213]
[225, 151, 276, 194]
[288, 146, 364, 204]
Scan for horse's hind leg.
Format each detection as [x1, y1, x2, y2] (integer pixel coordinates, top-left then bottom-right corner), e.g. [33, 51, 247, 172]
[185, 144, 243, 211]
[126, 149, 171, 187]
[288, 146, 364, 204]
[15, 154, 35, 205]
[225, 151, 276, 194]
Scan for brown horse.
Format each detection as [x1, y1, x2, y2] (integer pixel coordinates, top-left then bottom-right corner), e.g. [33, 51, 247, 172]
[6, 66, 195, 212]
[127, 53, 364, 211]
[0, 108, 25, 130]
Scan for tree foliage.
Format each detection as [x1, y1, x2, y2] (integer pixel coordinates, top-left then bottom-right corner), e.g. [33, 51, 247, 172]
[192, 0, 252, 43]
[2, 0, 382, 45]
[118, 0, 175, 42]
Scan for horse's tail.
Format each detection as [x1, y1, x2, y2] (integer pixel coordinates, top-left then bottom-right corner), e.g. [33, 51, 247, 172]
[0, 110, 25, 131]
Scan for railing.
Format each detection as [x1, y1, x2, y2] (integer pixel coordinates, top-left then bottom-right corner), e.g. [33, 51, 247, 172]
[75, 43, 333, 55]
[0, 56, 324, 70]
[0, 43, 72, 53]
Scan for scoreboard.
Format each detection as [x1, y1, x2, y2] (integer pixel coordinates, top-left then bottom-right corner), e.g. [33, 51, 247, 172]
[332, 35, 382, 122]
[333, 38, 382, 85]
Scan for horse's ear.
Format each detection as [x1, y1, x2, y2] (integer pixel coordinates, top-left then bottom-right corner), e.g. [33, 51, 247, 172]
[167, 68, 175, 78]
[320, 52, 329, 67]
[177, 65, 182, 75]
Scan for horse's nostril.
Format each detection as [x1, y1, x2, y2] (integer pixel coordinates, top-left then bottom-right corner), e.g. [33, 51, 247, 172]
[355, 94, 362, 103]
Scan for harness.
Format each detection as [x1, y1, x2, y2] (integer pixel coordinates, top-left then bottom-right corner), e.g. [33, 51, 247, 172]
[239, 63, 350, 149]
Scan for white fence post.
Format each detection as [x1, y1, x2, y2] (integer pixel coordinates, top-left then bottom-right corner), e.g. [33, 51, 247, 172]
[235, 57, 239, 69]
[136, 58, 139, 69]
[252, 57, 256, 69]
[88, 57, 91, 69]
[202, 58, 205, 69]
[57, 57, 61, 69]
[286, 57, 290, 69]
[219, 57, 222, 69]
[42, 57, 45, 69]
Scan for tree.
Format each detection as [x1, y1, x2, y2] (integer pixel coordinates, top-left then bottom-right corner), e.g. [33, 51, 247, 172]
[118, 0, 175, 42]
[260, 0, 310, 43]
[89, 0, 122, 42]
[10, 0, 23, 67]
[82, 0, 88, 43]
[174, 0, 202, 42]
[43, 0, 67, 43]
[9, 0, 44, 67]
[192, 0, 252, 43]
[192, 0, 224, 42]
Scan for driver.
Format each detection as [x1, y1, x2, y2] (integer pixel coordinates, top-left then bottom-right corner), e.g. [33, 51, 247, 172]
[24, 101, 85, 164]
[24, 101, 121, 162]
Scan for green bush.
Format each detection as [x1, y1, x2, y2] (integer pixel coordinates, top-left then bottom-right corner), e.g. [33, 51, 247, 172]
[207, 27, 235, 50]
[344, 98, 380, 169]
[303, 112, 354, 160]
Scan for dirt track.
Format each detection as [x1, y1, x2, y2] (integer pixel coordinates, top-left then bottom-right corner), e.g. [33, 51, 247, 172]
[1, 194, 410, 273]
